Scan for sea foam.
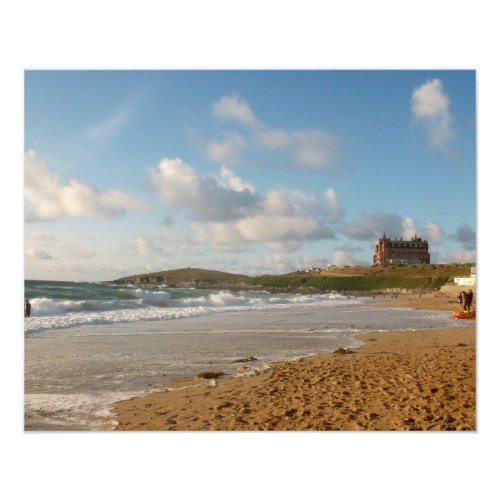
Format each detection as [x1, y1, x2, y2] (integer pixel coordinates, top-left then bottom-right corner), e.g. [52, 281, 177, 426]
[24, 289, 356, 334]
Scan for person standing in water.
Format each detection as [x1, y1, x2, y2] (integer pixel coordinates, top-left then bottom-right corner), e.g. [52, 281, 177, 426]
[24, 299, 31, 318]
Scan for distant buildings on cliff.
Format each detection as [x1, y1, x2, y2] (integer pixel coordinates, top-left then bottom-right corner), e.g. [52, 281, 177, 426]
[373, 233, 430, 266]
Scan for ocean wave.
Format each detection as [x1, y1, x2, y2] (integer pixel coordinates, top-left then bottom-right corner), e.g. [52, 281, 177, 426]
[24, 306, 212, 334]
[29, 297, 143, 316]
[24, 290, 363, 334]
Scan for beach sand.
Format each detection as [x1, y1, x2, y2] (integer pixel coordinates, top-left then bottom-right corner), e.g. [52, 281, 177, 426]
[110, 291, 475, 431]
[375, 286, 475, 312]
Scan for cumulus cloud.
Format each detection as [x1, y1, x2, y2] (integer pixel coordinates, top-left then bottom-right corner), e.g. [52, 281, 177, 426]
[331, 249, 355, 267]
[402, 217, 418, 240]
[28, 231, 54, 242]
[251, 253, 330, 275]
[323, 188, 344, 221]
[133, 237, 163, 257]
[444, 249, 476, 264]
[216, 165, 256, 193]
[426, 220, 443, 243]
[330, 242, 366, 267]
[342, 211, 404, 241]
[454, 224, 476, 250]
[25, 247, 53, 260]
[343, 212, 444, 250]
[204, 132, 247, 165]
[162, 227, 203, 255]
[212, 94, 258, 126]
[210, 94, 341, 169]
[190, 221, 248, 252]
[149, 157, 343, 253]
[411, 79, 455, 155]
[148, 158, 259, 221]
[190, 211, 334, 254]
[237, 213, 332, 252]
[25, 151, 148, 221]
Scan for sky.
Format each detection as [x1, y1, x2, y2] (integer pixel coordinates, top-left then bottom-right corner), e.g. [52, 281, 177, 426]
[24, 70, 476, 281]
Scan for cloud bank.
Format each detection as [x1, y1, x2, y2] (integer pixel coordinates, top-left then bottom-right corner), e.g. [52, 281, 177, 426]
[411, 79, 455, 156]
[25, 151, 148, 221]
[342, 211, 444, 246]
[148, 157, 342, 252]
[209, 94, 341, 170]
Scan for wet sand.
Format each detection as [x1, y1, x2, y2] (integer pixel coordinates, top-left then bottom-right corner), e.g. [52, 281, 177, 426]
[110, 301, 475, 430]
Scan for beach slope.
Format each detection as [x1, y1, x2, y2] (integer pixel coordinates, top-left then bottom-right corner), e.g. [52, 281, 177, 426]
[111, 326, 475, 431]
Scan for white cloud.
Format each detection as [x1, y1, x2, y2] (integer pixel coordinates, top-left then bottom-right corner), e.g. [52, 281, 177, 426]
[210, 94, 341, 169]
[204, 132, 247, 164]
[28, 231, 54, 242]
[216, 165, 256, 193]
[443, 249, 476, 264]
[133, 237, 163, 257]
[191, 212, 333, 254]
[344, 212, 441, 244]
[212, 94, 258, 126]
[237, 214, 326, 245]
[150, 157, 341, 253]
[454, 224, 476, 249]
[426, 220, 443, 243]
[148, 158, 259, 221]
[25, 151, 148, 221]
[262, 190, 295, 216]
[86, 96, 138, 142]
[330, 242, 365, 267]
[25, 247, 53, 260]
[190, 221, 247, 252]
[411, 79, 455, 155]
[342, 211, 404, 241]
[261, 254, 291, 275]
[59, 243, 97, 259]
[287, 130, 340, 169]
[255, 126, 290, 149]
[148, 157, 200, 207]
[162, 226, 203, 255]
[331, 249, 355, 267]
[323, 188, 343, 220]
[402, 217, 417, 239]
[254, 253, 330, 275]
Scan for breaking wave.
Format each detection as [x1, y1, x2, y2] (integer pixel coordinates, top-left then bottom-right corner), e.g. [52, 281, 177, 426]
[24, 281, 362, 334]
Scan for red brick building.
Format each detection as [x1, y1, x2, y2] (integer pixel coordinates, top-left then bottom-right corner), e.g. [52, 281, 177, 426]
[373, 233, 430, 265]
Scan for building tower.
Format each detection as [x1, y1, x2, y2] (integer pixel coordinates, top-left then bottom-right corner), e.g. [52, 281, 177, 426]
[373, 234, 430, 265]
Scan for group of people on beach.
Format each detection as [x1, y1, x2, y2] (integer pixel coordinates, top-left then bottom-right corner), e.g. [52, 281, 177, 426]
[457, 289, 474, 311]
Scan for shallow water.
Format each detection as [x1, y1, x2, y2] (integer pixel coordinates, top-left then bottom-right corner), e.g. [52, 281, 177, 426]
[24, 301, 472, 431]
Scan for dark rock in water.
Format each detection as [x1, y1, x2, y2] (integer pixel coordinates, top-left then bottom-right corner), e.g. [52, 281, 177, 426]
[196, 370, 225, 379]
[232, 356, 258, 363]
[335, 348, 354, 355]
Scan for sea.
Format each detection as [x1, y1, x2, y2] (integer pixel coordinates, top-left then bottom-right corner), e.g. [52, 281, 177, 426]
[24, 280, 473, 430]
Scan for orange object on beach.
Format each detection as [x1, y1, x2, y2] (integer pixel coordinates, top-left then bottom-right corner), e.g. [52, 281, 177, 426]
[453, 310, 476, 320]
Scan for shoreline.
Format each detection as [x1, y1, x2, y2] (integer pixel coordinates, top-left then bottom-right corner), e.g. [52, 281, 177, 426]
[109, 298, 476, 430]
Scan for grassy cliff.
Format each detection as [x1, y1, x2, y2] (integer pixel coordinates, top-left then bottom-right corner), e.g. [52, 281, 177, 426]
[248, 274, 449, 291]
[112, 263, 472, 293]
[113, 267, 248, 288]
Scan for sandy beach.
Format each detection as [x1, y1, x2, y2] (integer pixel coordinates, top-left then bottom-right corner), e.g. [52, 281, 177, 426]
[110, 292, 476, 431]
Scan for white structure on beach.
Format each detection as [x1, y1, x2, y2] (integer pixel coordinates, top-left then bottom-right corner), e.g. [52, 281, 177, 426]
[454, 266, 476, 287]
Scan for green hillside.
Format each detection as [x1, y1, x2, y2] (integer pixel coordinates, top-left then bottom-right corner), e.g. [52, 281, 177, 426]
[111, 263, 473, 293]
[112, 267, 248, 288]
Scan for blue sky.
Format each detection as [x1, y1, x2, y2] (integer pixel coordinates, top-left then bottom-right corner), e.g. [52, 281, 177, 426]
[24, 70, 476, 281]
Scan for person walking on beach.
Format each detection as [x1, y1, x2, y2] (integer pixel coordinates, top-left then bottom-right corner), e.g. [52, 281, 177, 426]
[464, 289, 474, 311]
[24, 299, 32, 318]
